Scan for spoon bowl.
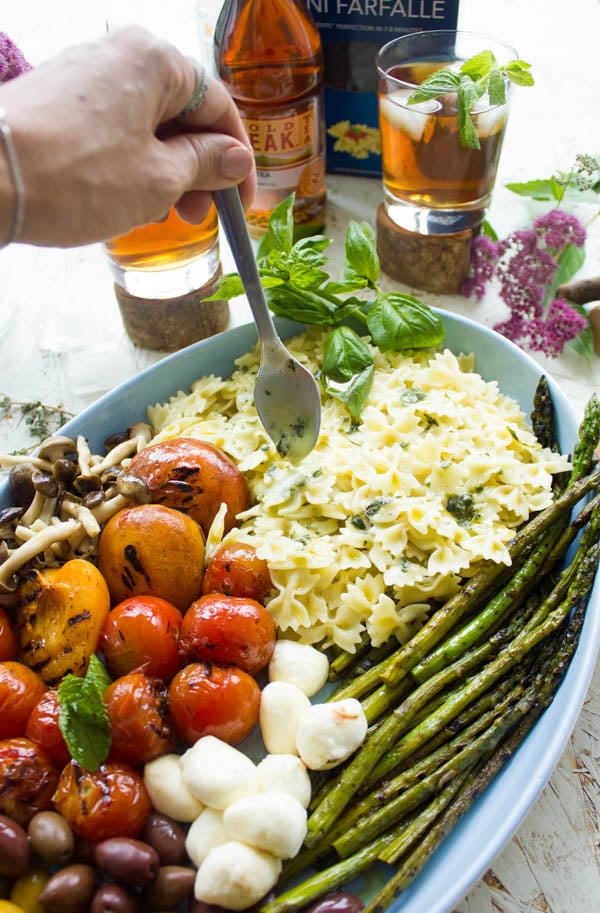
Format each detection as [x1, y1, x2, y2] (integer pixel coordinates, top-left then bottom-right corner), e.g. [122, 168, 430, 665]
[213, 187, 321, 462]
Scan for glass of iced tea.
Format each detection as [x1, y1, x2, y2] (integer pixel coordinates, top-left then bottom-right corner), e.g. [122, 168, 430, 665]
[104, 205, 229, 351]
[377, 30, 517, 235]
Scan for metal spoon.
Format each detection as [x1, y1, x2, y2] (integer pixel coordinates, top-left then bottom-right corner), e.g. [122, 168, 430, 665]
[213, 187, 321, 462]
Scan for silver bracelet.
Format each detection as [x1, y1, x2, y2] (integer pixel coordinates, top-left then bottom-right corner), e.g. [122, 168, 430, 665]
[0, 106, 25, 247]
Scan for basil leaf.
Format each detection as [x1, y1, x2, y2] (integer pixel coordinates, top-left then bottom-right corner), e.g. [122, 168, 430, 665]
[324, 365, 374, 420]
[265, 285, 338, 324]
[257, 194, 295, 258]
[204, 272, 246, 301]
[344, 221, 380, 285]
[58, 654, 112, 771]
[367, 294, 444, 351]
[323, 326, 373, 382]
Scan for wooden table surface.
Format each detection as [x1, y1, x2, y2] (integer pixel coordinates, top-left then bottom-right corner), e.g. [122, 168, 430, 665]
[1, 1, 600, 911]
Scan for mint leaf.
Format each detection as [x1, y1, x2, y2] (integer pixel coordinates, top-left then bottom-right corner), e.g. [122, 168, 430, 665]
[505, 60, 534, 86]
[408, 68, 461, 104]
[553, 242, 586, 289]
[505, 179, 559, 201]
[58, 654, 112, 771]
[367, 294, 445, 351]
[487, 67, 507, 106]
[458, 75, 481, 149]
[460, 49, 497, 80]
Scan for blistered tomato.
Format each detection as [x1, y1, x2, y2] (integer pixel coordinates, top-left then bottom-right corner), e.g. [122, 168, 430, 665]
[179, 594, 276, 675]
[100, 595, 184, 682]
[0, 662, 46, 739]
[0, 737, 58, 826]
[0, 608, 17, 662]
[53, 760, 151, 843]
[25, 689, 70, 770]
[168, 661, 260, 746]
[202, 542, 273, 603]
[104, 671, 177, 767]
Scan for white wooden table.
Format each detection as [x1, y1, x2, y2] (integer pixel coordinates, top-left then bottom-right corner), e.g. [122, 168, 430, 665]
[1, 2, 600, 911]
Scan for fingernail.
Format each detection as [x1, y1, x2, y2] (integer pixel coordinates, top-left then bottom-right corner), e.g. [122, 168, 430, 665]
[221, 145, 253, 181]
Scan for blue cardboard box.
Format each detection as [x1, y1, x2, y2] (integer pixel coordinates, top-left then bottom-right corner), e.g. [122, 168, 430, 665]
[306, 0, 460, 176]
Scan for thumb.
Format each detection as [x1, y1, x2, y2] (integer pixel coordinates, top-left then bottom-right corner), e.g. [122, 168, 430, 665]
[163, 132, 255, 197]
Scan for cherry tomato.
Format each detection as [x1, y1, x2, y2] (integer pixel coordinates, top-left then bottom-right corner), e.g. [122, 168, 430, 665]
[0, 608, 17, 662]
[53, 760, 151, 843]
[0, 737, 58, 826]
[0, 662, 47, 739]
[168, 661, 260, 746]
[180, 594, 276, 675]
[100, 596, 183, 682]
[25, 689, 71, 769]
[202, 541, 273, 602]
[104, 671, 177, 767]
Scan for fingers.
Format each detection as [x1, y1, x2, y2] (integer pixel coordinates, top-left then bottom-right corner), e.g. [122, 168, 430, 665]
[162, 131, 256, 212]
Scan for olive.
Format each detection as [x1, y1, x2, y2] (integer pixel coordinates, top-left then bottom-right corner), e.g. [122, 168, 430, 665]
[140, 811, 187, 865]
[94, 837, 160, 887]
[0, 816, 30, 878]
[303, 893, 365, 913]
[142, 865, 195, 910]
[90, 883, 141, 913]
[28, 810, 75, 865]
[38, 864, 100, 913]
[10, 867, 50, 912]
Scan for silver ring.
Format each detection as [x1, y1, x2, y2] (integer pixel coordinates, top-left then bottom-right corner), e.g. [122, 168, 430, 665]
[179, 59, 210, 116]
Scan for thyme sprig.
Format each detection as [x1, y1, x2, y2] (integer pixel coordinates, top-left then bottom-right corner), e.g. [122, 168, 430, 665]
[0, 395, 73, 452]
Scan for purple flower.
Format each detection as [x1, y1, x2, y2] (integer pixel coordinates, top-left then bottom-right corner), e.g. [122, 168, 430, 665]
[0, 33, 31, 84]
[528, 298, 588, 358]
[459, 235, 498, 300]
[532, 209, 586, 252]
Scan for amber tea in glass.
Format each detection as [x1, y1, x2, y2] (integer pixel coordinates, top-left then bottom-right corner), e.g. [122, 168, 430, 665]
[377, 31, 516, 235]
[105, 205, 220, 299]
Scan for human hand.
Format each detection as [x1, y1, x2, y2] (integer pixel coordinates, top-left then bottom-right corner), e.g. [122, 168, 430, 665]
[0, 25, 256, 247]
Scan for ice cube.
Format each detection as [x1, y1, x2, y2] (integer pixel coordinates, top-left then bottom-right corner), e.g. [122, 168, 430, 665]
[472, 101, 508, 140]
[380, 90, 442, 143]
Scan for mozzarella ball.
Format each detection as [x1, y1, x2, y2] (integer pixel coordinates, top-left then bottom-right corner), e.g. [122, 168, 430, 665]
[223, 792, 307, 859]
[186, 807, 229, 867]
[295, 698, 368, 771]
[259, 681, 311, 755]
[180, 735, 260, 809]
[257, 753, 312, 809]
[143, 754, 205, 822]
[194, 841, 282, 911]
[268, 640, 329, 697]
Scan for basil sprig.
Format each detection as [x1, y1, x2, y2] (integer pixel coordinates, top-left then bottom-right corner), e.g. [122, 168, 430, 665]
[211, 195, 444, 419]
[58, 653, 112, 771]
[408, 50, 534, 149]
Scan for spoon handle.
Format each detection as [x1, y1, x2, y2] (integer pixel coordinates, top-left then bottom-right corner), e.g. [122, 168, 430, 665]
[213, 187, 278, 344]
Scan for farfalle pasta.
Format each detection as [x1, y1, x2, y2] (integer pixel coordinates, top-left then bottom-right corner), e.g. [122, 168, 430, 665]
[148, 327, 570, 652]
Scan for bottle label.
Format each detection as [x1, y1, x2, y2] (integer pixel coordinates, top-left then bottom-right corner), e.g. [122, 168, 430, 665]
[242, 103, 322, 167]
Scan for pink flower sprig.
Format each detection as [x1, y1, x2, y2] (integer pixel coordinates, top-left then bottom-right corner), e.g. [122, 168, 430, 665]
[461, 208, 588, 358]
[0, 32, 31, 84]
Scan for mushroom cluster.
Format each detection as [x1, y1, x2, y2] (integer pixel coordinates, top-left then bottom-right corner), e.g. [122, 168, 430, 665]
[0, 423, 153, 594]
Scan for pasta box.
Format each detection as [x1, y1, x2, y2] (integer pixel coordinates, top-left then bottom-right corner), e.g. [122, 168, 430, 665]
[306, 0, 460, 177]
